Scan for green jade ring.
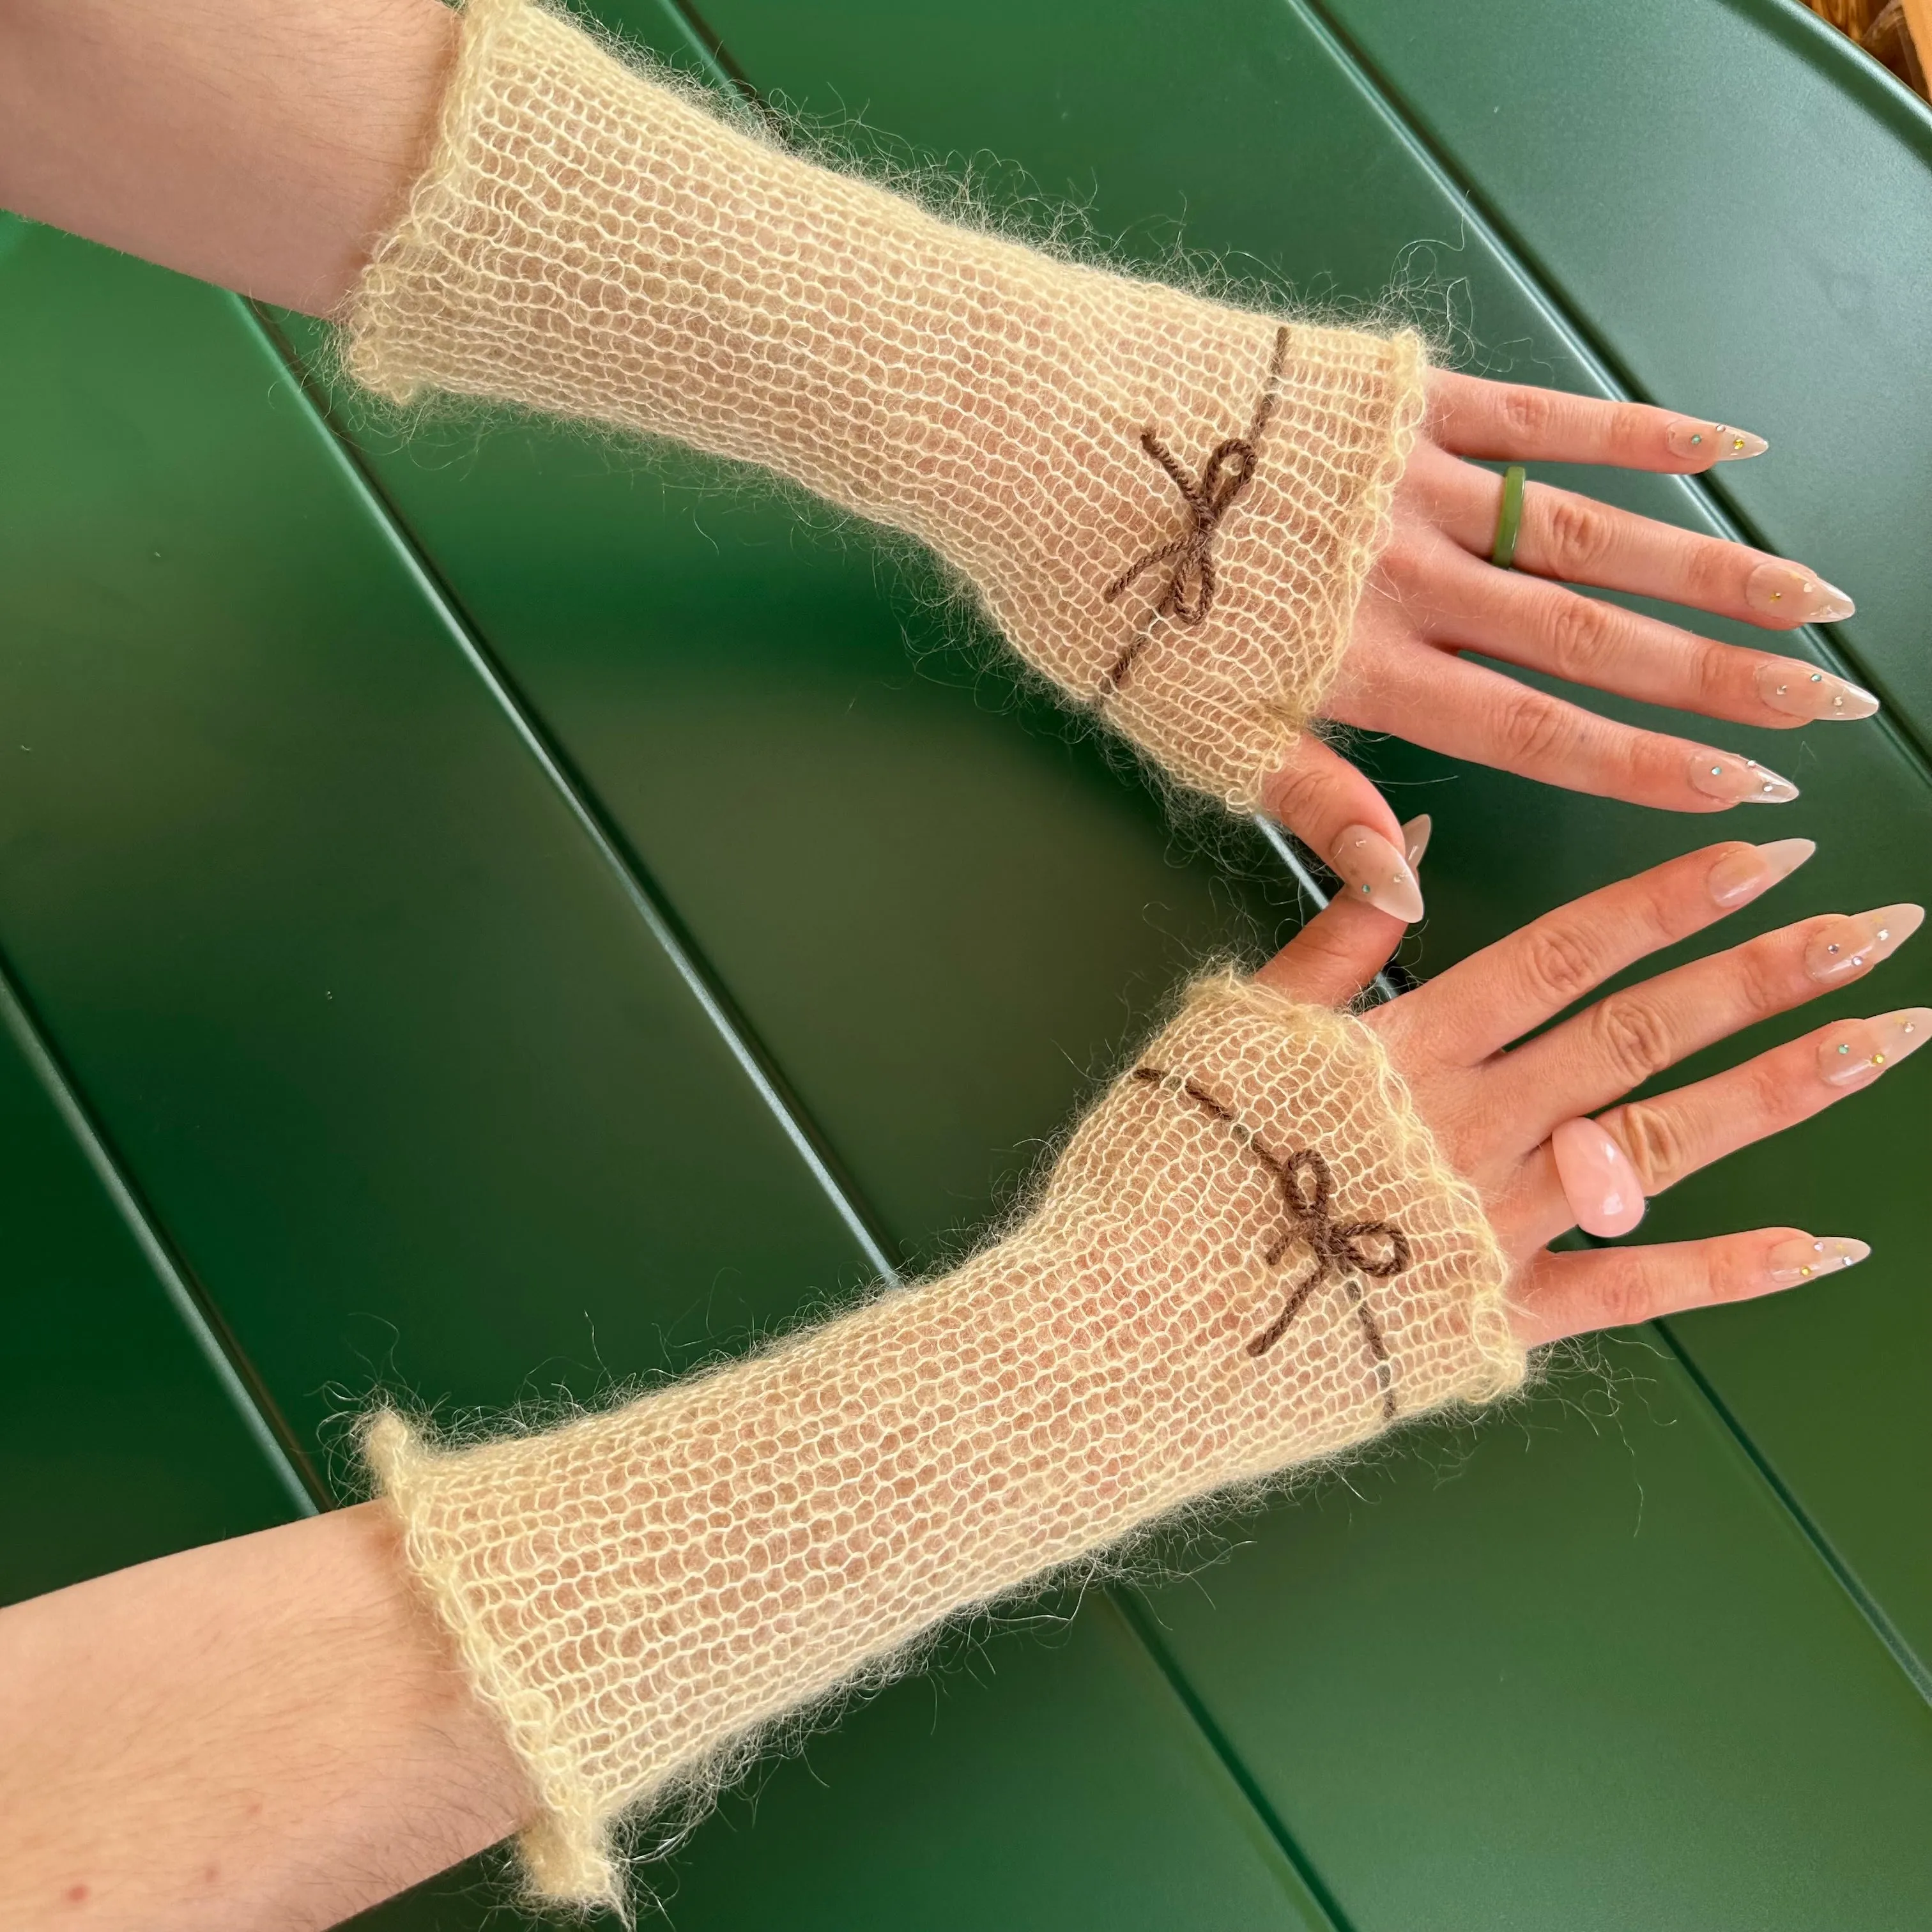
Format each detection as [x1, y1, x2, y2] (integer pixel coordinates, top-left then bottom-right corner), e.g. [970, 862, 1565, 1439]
[1491, 463, 1527, 569]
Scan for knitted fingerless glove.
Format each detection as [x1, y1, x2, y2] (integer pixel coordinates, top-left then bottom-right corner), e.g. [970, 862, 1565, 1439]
[344, 0, 1426, 809]
[365, 974, 1521, 1906]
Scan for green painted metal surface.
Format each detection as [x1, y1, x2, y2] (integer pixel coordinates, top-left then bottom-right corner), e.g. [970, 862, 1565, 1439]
[0, 968, 301, 1605]
[3, 1, 1931, 1926]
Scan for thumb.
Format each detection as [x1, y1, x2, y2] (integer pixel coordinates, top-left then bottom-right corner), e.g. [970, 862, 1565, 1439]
[1259, 733, 1423, 923]
[1253, 811, 1430, 1007]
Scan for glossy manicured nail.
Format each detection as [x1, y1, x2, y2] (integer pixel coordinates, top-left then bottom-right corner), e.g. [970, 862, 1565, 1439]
[1745, 562, 1856, 625]
[1804, 904, 1924, 983]
[1817, 1007, 1932, 1088]
[1687, 751, 1800, 805]
[1706, 837, 1816, 909]
[1552, 1117, 1646, 1239]
[1764, 1234, 1871, 1287]
[1756, 661, 1879, 720]
[1329, 824, 1424, 922]
[1665, 418, 1767, 463]
[1399, 813, 1433, 871]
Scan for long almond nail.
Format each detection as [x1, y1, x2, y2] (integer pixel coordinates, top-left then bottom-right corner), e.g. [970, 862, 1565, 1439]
[1745, 562, 1856, 624]
[1756, 661, 1880, 721]
[1399, 813, 1433, 870]
[1328, 824, 1424, 921]
[1665, 418, 1768, 463]
[1763, 1234, 1871, 1287]
[1817, 1007, 1932, 1088]
[1707, 837, 1816, 908]
[1688, 751, 1800, 804]
[1804, 905, 1924, 983]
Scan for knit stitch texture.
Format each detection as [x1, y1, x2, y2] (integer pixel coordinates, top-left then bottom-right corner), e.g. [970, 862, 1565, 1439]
[367, 975, 1522, 1908]
[344, 0, 1427, 809]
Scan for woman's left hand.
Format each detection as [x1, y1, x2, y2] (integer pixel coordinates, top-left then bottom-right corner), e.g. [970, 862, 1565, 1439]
[1263, 373, 1876, 925]
[1255, 836, 1923, 1345]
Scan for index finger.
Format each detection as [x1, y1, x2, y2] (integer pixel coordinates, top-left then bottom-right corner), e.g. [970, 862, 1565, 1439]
[1425, 368, 1768, 473]
[1407, 836, 1816, 1066]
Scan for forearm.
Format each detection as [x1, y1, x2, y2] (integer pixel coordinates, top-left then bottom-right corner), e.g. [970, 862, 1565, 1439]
[0, 1502, 528, 1932]
[0, 0, 452, 313]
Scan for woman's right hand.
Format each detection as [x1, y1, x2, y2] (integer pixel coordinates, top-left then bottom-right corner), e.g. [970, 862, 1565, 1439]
[1255, 836, 1926, 1346]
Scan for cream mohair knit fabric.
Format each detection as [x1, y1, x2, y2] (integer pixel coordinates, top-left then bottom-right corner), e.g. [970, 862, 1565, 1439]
[367, 974, 1521, 1908]
[344, 0, 1427, 809]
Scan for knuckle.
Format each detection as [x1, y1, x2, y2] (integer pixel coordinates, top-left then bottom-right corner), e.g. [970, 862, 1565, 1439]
[1541, 592, 1618, 678]
[1261, 760, 1329, 835]
[1592, 1266, 1656, 1334]
[1498, 384, 1557, 441]
[1677, 539, 1737, 610]
[1616, 1101, 1688, 1194]
[1537, 493, 1617, 577]
[1493, 687, 1572, 769]
[1521, 923, 1602, 1011]
[1689, 638, 1740, 712]
[1588, 995, 1676, 1090]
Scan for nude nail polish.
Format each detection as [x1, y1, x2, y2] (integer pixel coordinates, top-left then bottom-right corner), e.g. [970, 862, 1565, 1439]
[1551, 1117, 1646, 1239]
[1706, 837, 1816, 909]
[1804, 905, 1924, 983]
[1399, 813, 1433, 871]
[1745, 562, 1856, 625]
[1763, 1235, 1871, 1287]
[1816, 1007, 1932, 1087]
[1665, 418, 1768, 463]
[1328, 824, 1424, 922]
[1687, 751, 1800, 805]
[1756, 661, 1880, 721]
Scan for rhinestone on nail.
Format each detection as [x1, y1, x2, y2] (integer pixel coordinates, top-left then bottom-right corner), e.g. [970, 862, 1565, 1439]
[1878, 928, 1890, 942]
[1771, 590, 1784, 602]
[1809, 671, 1823, 682]
[1731, 436, 1746, 450]
[1837, 1042, 1851, 1055]
[1828, 943, 1841, 954]
[1711, 763, 1723, 776]
[1798, 1264, 1813, 1277]
[1873, 1052, 1887, 1066]
[1775, 683, 1788, 695]
[1691, 432, 1704, 445]
[1851, 956, 1866, 968]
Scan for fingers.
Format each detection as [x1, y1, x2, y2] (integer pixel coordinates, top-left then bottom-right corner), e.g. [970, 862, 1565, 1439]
[1258, 733, 1423, 923]
[1407, 438, 1857, 631]
[1501, 1006, 1931, 1252]
[1508, 1229, 1868, 1347]
[1417, 538, 1880, 730]
[1424, 369, 1768, 475]
[1410, 839, 1820, 1068]
[1333, 643, 1801, 814]
[1498, 901, 1924, 1138]
[1254, 883, 1407, 1008]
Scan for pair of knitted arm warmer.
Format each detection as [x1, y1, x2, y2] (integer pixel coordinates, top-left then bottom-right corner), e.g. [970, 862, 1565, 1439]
[344, 0, 1426, 809]
[346, 3, 1503, 1907]
[368, 977, 1523, 1906]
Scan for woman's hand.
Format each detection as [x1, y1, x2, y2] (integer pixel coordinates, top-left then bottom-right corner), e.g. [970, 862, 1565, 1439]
[1265, 373, 1874, 924]
[1255, 837, 1924, 1345]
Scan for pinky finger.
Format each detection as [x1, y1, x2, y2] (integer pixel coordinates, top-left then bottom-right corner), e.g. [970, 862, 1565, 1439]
[1512, 1227, 1869, 1347]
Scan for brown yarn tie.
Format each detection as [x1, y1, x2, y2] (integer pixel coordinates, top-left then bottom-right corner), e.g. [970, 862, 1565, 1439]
[1102, 325, 1292, 686]
[1133, 1064, 1413, 1416]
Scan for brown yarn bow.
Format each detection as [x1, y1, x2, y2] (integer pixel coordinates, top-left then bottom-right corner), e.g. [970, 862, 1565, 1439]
[1102, 325, 1292, 665]
[1247, 1147, 1411, 1364]
[1131, 1064, 1413, 1414]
